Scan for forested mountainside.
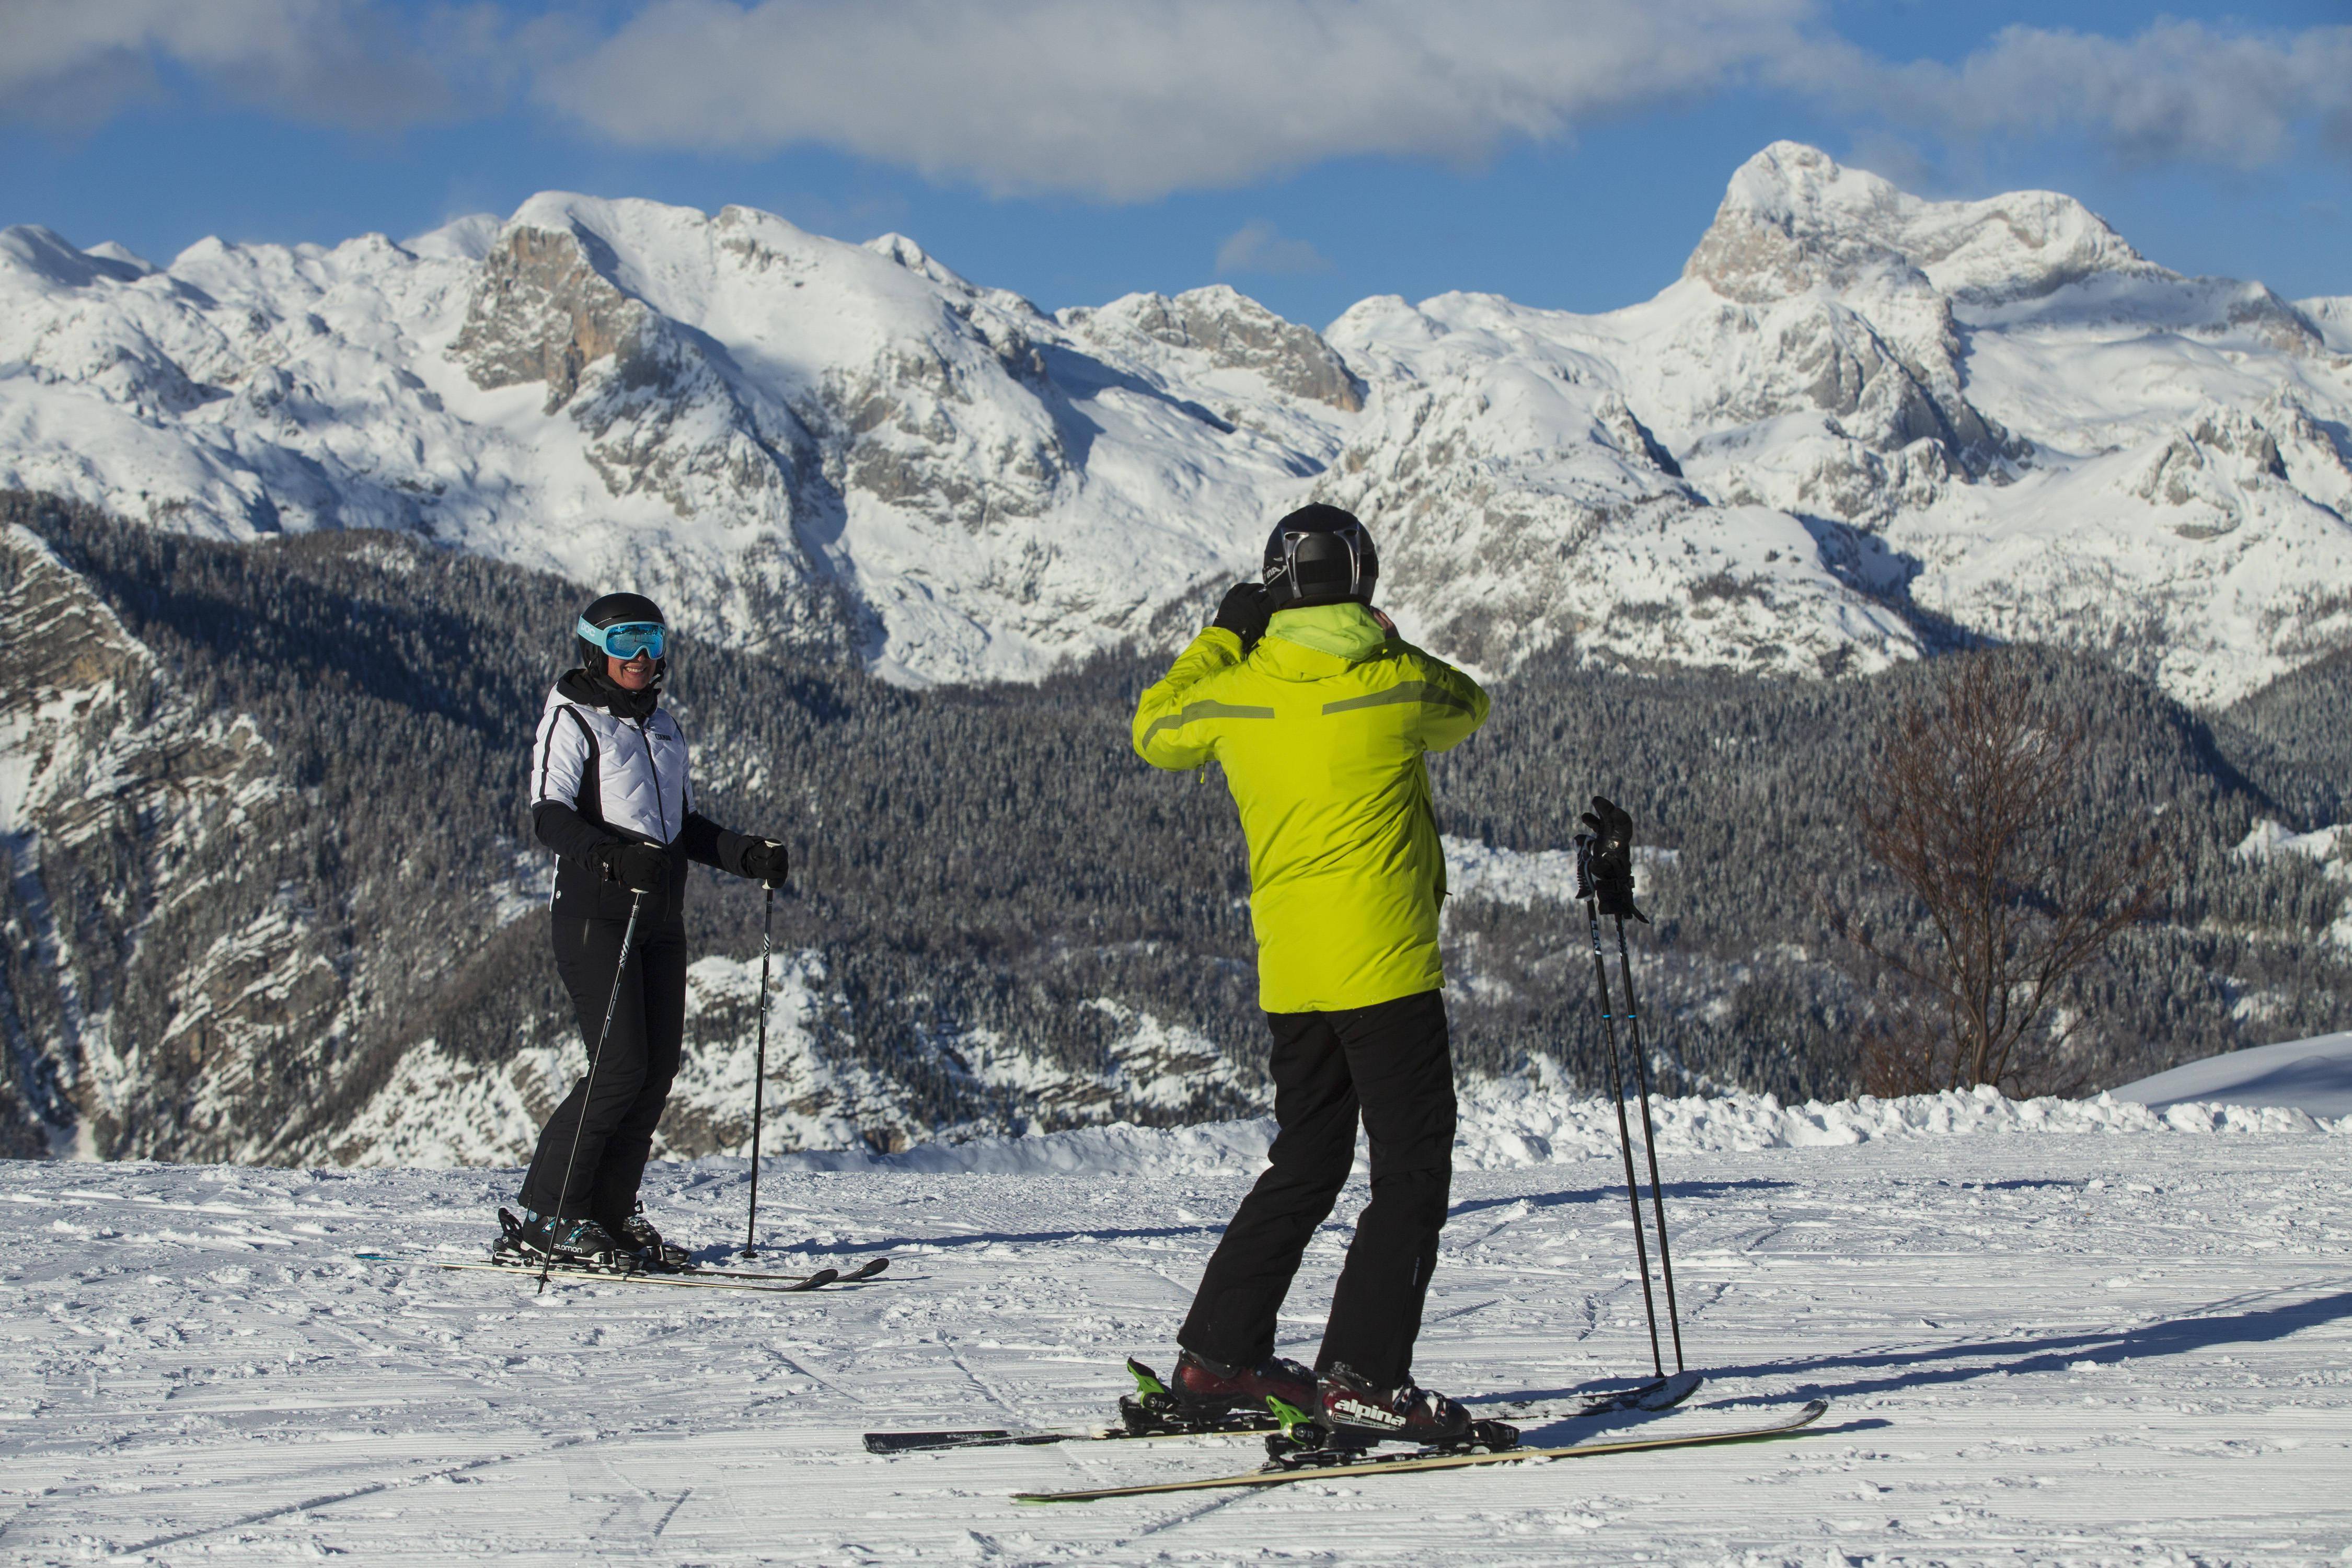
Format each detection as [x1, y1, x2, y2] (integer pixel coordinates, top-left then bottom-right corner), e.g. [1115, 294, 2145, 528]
[5, 143, 2350, 702]
[6, 491, 2347, 1167]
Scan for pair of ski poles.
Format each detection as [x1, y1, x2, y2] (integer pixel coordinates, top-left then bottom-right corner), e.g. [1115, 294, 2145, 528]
[1574, 834, 1686, 1378]
[539, 881, 778, 1287]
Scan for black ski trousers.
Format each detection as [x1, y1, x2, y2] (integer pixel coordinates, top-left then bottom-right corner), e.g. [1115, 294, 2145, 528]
[520, 913, 689, 1228]
[1179, 988, 1456, 1390]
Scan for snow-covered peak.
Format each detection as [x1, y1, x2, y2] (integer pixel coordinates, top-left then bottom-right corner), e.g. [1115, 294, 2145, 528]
[2, 148, 2348, 701]
[403, 213, 501, 262]
[0, 225, 154, 291]
[1687, 141, 2162, 306]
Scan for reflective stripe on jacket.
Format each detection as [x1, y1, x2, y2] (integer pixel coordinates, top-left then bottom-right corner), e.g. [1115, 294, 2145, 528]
[1132, 601, 1490, 1012]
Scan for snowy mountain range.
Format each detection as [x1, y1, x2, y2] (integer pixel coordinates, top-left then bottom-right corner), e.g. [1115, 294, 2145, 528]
[5, 142, 2349, 704]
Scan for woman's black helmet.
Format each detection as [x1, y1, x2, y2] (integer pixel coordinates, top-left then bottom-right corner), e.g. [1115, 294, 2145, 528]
[574, 591, 668, 675]
[1262, 504, 1377, 610]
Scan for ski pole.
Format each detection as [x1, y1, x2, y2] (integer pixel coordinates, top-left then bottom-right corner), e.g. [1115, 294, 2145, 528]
[744, 883, 774, 1258]
[1613, 913, 1685, 1373]
[541, 887, 647, 1290]
[1576, 835, 1664, 1379]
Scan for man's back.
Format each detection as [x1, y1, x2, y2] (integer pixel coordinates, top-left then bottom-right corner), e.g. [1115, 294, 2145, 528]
[1133, 601, 1490, 1012]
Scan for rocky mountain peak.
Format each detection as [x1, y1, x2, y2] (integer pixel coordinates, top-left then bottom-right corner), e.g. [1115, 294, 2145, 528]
[449, 223, 643, 413]
[1070, 285, 1363, 411]
[1686, 141, 2161, 306]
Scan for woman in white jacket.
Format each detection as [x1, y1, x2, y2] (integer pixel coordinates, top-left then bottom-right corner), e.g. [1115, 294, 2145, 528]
[510, 591, 788, 1265]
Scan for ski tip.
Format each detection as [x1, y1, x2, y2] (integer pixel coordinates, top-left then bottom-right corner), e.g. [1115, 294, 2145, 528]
[790, 1267, 841, 1292]
[845, 1256, 890, 1281]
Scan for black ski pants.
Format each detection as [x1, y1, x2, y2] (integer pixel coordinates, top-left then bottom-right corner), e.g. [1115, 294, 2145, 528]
[520, 913, 688, 1229]
[1179, 988, 1456, 1390]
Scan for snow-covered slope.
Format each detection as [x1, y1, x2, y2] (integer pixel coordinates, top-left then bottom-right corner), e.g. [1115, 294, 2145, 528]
[6, 143, 2348, 699]
[2, 1108, 2344, 1561]
[2109, 1030, 2352, 1117]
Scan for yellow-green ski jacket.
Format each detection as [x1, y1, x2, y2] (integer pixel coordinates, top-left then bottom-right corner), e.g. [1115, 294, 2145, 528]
[1132, 602, 1491, 1013]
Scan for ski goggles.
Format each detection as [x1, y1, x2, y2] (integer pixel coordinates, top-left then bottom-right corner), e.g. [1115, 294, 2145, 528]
[578, 618, 667, 661]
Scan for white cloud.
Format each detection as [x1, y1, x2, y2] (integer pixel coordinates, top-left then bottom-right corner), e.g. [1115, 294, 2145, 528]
[7, 2, 2348, 198]
[1796, 21, 2352, 171]
[528, 4, 2352, 198]
[0, 0, 472, 131]
[1215, 220, 1329, 276]
[531, 0, 1824, 200]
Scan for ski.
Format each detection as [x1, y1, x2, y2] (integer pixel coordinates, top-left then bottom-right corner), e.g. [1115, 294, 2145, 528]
[447, 1212, 891, 1287]
[864, 1365, 1704, 1455]
[401, 1256, 846, 1293]
[673, 1256, 891, 1285]
[1011, 1398, 1830, 1504]
[357, 1251, 883, 1294]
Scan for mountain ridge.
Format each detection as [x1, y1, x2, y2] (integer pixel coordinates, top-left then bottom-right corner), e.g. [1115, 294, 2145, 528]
[1, 142, 2347, 705]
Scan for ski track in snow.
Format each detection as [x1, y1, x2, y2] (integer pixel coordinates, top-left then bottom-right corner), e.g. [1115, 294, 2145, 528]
[0, 1116, 2347, 1565]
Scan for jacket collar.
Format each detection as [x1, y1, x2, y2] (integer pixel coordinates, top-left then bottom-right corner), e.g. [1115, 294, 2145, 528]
[1258, 602, 1388, 679]
[558, 666, 662, 720]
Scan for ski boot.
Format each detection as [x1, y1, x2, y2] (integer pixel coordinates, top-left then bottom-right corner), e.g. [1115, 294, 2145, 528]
[494, 1207, 629, 1269]
[611, 1202, 693, 1270]
[1119, 1353, 1301, 1436]
[1263, 1362, 1518, 1467]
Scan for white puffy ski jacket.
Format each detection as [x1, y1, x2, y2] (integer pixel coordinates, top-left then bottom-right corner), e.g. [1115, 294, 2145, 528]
[531, 682, 691, 847]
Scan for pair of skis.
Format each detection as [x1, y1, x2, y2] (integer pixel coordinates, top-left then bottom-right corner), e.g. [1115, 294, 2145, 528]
[1013, 1397, 1829, 1503]
[866, 1362, 1825, 1503]
[865, 1363, 1706, 1455]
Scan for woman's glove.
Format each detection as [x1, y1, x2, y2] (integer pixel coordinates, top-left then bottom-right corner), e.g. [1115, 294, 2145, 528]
[591, 841, 671, 894]
[742, 839, 790, 889]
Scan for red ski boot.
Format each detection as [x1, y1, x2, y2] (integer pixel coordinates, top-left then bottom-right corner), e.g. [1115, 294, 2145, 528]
[1117, 1350, 1313, 1435]
[1313, 1362, 1473, 1446]
[1167, 1349, 1318, 1417]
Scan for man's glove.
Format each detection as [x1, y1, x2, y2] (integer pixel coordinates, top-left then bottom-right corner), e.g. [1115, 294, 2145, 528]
[592, 840, 671, 895]
[1212, 581, 1271, 652]
[1577, 795, 1649, 923]
[741, 839, 790, 889]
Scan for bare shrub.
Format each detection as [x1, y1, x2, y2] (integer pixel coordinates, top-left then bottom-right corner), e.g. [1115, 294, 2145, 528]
[1829, 653, 2174, 1098]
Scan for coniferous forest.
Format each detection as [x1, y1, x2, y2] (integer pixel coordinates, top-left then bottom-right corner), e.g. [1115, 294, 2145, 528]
[5, 489, 2349, 1163]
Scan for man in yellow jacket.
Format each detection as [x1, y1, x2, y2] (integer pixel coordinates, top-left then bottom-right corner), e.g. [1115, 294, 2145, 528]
[1132, 504, 1490, 1445]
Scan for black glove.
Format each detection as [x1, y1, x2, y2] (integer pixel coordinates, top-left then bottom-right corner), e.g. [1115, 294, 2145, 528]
[1577, 795, 1649, 923]
[1211, 580, 1271, 651]
[592, 840, 670, 895]
[741, 839, 789, 889]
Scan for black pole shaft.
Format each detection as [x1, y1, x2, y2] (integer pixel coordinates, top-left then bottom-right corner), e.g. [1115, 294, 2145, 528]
[1584, 897, 1664, 1379]
[540, 889, 645, 1289]
[744, 885, 775, 1258]
[1613, 914, 1685, 1373]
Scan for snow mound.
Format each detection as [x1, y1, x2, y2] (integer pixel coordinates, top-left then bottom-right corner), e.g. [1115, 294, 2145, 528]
[2107, 1030, 2352, 1118]
[759, 1081, 2343, 1180]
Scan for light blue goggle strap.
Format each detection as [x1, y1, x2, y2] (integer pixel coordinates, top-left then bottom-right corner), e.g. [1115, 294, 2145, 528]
[577, 617, 666, 658]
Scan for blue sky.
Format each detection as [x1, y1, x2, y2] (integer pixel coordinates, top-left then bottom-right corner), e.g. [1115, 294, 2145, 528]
[3, 2, 2347, 328]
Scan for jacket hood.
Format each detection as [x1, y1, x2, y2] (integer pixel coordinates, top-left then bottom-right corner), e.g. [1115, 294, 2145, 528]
[1258, 602, 1390, 678]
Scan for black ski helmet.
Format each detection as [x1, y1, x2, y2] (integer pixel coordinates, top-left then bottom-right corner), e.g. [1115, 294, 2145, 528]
[1262, 504, 1377, 610]
[574, 591, 668, 674]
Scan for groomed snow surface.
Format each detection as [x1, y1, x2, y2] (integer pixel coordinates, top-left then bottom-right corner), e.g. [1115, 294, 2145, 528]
[3, 1084, 2347, 1565]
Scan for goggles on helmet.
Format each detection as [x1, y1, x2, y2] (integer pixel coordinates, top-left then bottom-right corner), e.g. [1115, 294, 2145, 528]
[578, 617, 666, 661]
